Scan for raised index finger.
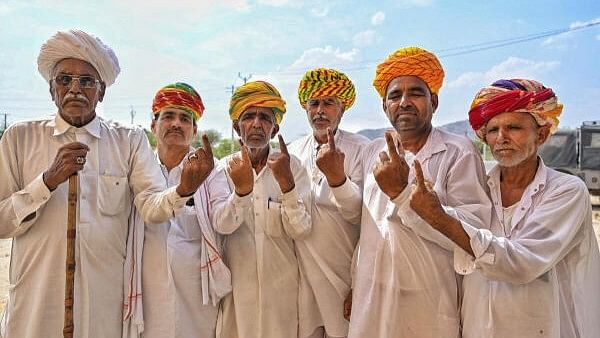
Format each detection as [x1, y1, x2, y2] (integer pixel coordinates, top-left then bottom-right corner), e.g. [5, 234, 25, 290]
[413, 160, 426, 189]
[278, 134, 289, 155]
[201, 134, 213, 159]
[327, 127, 336, 151]
[240, 143, 251, 163]
[384, 131, 400, 162]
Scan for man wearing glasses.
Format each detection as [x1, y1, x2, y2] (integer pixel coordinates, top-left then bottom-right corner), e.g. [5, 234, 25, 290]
[0, 30, 209, 338]
[288, 68, 369, 338]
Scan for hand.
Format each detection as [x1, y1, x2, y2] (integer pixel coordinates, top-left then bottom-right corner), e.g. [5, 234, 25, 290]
[227, 140, 254, 196]
[316, 128, 346, 187]
[343, 289, 352, 321]
[43, 142, 90, 191]
[176, 134, 215, 197]
[373, 131, 409, 199]
[409, 160, 445, 227]
[267, 134, 295, 194]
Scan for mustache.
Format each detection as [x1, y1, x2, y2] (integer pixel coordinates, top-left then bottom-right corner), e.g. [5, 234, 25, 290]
[62, 94, 89, 105]
[166, 127, 184, 135]
[312, 114, 329, 122]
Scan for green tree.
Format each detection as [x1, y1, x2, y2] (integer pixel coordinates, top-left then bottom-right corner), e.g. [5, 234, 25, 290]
[144, 128, 157, 149]
[213, 138, 241, 159]
[192, 129, 221, 148]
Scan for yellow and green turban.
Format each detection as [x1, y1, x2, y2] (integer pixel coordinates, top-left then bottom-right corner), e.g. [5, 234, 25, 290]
[152, 82, 204, 121]
[229, 80, 286, 124]
[298, 68, 356, 111]
[373, 46, 444, 98]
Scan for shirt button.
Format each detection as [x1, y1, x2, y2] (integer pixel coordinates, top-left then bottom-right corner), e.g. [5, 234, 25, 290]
[82, 195, 86, 200]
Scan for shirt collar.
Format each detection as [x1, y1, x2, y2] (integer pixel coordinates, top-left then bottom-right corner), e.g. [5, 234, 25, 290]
[311, 129, 344, 151]
[487, 156, 548, 194]
[414, 127, 446, 161]
[51, 113, 101, 139]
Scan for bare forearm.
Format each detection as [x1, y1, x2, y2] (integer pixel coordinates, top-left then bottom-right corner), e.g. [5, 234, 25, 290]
[429, 212, 474, 256]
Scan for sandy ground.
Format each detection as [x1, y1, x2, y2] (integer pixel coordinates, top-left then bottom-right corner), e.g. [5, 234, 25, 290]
[1, 206, 600, 315]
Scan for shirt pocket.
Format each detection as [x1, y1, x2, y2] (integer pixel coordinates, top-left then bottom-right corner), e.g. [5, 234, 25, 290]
[265, 198, 283, 237]
[98, 174, 129, 216]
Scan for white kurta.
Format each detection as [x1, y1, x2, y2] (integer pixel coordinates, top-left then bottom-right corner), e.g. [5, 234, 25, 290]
[288, 130, 368, 338]
[348, 127, 491, 338]
[456, 159, 600, 338]
[142, 156, 238, 338]
[0, 115, 187, 338]
[216, 148, 312, 338]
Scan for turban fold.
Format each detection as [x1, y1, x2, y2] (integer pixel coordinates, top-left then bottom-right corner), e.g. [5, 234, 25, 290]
[468, 79, 563, 139]
[229, 81, 286, 124]
[38, 29, 120, 86]
[152, 82, 205, 121]
[298, 68, 356, 111]
[373, 46, 444, 97]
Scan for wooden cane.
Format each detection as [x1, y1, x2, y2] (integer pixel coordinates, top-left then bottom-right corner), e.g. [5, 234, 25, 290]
[64, 174, 77, 338]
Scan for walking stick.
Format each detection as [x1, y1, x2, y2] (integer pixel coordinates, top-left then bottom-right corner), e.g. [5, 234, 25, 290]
[64, 174, 77, 338]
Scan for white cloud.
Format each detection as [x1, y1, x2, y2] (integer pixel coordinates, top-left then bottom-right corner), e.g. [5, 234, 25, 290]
[289, 46, 360, 71]
[569, 17, 600, 29]
[447, 57, 560, 89]
[352, 30, 379, 47]
[371, 11, 385, 25]
[543, 16, 600, 46]
[258, 0, 290, 6]
[310, 7, 329, 17]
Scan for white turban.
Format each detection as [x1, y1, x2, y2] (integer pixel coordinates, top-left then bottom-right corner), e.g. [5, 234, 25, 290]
[37, 30, 120, 86]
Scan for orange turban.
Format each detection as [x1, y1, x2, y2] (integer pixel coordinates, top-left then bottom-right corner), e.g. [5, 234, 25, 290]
[468, 79, 563, 139]
[373, 46, 444, 97]
[229, 81, 286, 124]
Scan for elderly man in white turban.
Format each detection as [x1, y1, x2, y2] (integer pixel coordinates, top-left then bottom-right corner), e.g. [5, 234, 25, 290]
[0, 30, 213, 338]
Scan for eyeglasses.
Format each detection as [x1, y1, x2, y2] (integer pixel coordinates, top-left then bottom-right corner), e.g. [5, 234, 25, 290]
[53, 74, 100, 88]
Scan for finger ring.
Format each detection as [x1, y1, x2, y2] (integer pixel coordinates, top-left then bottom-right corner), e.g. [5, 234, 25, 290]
[76, 156, 85, 164]
[188, 153, 198, 161]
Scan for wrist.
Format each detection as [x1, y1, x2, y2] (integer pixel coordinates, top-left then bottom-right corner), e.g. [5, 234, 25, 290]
[279, 181, 295, 194]
[176, 185, 195, 197]
[327, 175, 347, 188]
[236, 188, 252, 197]
[42, 171, 57, 191]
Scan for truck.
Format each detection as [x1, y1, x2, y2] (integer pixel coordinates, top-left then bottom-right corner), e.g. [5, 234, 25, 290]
[538, 121, 600, 195]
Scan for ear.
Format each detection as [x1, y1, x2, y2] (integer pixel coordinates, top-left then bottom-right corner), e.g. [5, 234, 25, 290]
[150, 118, 157, 134]
[49, 82, 56, 102]
[430, 93, 439, 112]
[271, 124, 280, 139]
[537, 125, 551, 145]
[98, 82, 106, 102]
[233, 121, 241, 137]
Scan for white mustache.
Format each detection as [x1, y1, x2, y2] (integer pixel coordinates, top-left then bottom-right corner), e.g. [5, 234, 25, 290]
[62, 94, 89, 105]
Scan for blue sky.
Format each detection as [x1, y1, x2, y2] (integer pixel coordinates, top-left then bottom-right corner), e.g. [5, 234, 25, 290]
[0, 0, 598, 141]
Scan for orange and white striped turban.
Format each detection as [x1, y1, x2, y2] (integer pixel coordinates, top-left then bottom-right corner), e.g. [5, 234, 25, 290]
[373, 46, 444, 97]
[468, 79, 563, 139]
[229, 81, 287, 124]
[298, 68, 356, 111]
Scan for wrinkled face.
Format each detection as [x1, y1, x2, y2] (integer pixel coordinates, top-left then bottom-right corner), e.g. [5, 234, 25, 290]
[151, 108, 197, 149]
[50, 58, 106, 127]
[484, 112, 549, 167]
[233, 106, 279, 149]
[304, 96, 344, 136]
[383, 76, 437, 135]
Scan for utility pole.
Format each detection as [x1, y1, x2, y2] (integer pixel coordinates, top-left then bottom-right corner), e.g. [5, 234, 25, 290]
[129, 106, 136, 125]
[238, 72, 252, 85]
[1, 112, 8, 129]
[226, 85, 236, 153]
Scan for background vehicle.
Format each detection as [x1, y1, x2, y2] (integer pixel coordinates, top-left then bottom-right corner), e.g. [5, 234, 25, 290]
[539, 121, 600, 195]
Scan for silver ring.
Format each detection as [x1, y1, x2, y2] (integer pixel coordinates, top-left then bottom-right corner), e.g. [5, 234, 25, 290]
[188, 153, 198, 161]
[76, 156, 85, 164]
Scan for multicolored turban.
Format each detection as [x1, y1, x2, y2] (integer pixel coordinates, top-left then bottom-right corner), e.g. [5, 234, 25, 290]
[373, 46, 444, 97]
[298, 68, 356, 111]
[468, 79, 563, 139]
[229, 81, 286, 124]
[38, 30, 120, 86]
[152, 82, 205, 121]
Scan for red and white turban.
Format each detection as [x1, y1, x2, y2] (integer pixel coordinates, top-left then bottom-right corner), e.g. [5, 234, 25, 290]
[468, 79, 563, 139]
